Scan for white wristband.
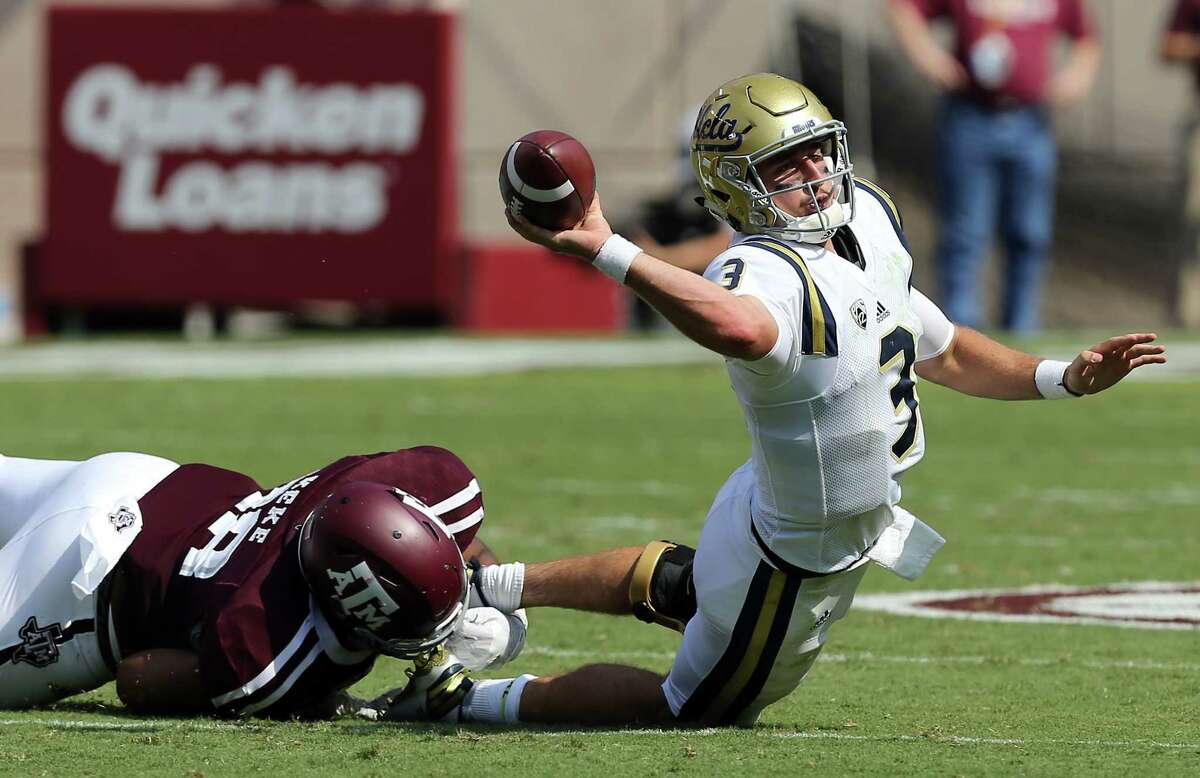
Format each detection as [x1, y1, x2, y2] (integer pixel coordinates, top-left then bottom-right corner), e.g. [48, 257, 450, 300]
[474, 562, 525, 613]
[1034, 359, 1081, 399]
[592, 234, 642, 283]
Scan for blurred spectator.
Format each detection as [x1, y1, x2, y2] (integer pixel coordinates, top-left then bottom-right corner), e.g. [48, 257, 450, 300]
[257, 0, 460, 8]
[629, 187, 730, 274]
[888, 0, 1101, 332]
[625, 107, 732, 328]
[1160, 0, 1200, 327]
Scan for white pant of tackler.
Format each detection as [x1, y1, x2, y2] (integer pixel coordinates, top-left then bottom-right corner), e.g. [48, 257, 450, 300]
[0, 452, 178, 708]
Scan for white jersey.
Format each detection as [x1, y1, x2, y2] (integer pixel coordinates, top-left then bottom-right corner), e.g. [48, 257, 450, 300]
[702, 179, 953, 575]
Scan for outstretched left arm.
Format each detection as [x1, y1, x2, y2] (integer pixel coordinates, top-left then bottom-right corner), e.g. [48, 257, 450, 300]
[915, 327, 1167, 399]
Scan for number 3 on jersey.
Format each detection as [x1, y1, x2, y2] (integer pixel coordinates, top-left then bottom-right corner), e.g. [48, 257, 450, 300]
[878, 326, 919, 461]
[717, 258, 745, 290]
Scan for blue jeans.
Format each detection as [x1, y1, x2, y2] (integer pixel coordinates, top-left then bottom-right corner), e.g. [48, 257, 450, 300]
[934, 96, 1057, 332]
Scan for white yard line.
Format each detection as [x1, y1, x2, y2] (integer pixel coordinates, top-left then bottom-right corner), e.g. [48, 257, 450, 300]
[770, 731, 1200, 750]
[817, 651, 1200, 673]
[528, 728, 1200, 750]
[524, 645, 1200, 673]
[1, 338, 1196, 380]
[1008, 484, 1200, 508]
[971, 535, 1183, 549]
[0, 717, 244, 732]
[525, 645, 678, 661]
[0, 337, 716, 380]
[3, 718, 1195, 750]
[539, 729, 1199, 750]
[535, 478, 692, 497]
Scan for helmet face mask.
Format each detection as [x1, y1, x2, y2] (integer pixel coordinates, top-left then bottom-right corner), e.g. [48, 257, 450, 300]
[692, 73, 855, 244]
[347, 589, 466, 659]
[298, 482, 469, 660]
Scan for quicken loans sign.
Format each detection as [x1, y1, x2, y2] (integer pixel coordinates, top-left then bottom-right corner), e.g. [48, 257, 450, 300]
[63, 64, 425, 233]
[42, 8, 458, 310]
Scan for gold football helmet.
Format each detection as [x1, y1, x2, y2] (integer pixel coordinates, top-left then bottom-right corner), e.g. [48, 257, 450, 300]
[691, 73, 854, 244]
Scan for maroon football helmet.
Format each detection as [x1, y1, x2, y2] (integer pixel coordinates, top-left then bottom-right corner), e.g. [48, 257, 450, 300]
[298, 481, 468, 658]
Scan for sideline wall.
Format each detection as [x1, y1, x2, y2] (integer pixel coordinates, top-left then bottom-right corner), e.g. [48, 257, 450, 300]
[0, 0, 1191, 335]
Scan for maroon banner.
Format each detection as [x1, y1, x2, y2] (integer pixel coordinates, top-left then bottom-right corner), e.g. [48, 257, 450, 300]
[43, 7, 458, 311]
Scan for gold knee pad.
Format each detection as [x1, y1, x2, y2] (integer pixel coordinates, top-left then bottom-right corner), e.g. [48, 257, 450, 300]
[628, 540, 696, 633]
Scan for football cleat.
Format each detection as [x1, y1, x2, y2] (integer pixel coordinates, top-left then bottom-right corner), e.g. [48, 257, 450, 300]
[380, 647, 474, 722]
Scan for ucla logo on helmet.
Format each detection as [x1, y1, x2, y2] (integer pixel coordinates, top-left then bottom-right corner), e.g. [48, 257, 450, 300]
[694, 103, 754, 152]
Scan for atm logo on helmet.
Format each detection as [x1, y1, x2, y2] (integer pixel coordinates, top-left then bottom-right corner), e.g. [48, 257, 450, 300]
[694, 102, 754, 152]
[327, 561, 400, 631]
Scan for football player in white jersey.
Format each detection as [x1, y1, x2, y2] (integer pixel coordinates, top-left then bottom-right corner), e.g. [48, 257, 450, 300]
[0, 448, 522, 717]
[380, 73, 1166, 727]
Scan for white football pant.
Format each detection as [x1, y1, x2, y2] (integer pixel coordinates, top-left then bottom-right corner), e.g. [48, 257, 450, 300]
[662, 462, 868, 725]
[0, 453, 178, 708]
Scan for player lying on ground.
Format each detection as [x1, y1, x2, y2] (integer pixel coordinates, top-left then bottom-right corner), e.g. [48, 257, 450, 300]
[0, 446, 526, 718]
[375, 73, 1167, 727]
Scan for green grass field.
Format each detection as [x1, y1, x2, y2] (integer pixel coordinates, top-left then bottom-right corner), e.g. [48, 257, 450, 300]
[1, 352, 1197, 776]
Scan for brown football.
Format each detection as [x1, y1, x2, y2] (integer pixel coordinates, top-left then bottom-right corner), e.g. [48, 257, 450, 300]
[499, 130, 596, 231]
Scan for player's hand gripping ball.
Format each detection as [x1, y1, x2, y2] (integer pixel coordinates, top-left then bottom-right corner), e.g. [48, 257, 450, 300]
[499, 130, 596, 230]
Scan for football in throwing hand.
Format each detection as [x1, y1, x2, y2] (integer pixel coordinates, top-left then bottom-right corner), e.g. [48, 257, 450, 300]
[499, 130, 596, 231]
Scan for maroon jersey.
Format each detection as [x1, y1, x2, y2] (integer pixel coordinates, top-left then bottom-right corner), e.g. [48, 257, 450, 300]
[906, 0, 1093, 105]
[1167, 0, 1200, 90]
[119, 447, 484, 717]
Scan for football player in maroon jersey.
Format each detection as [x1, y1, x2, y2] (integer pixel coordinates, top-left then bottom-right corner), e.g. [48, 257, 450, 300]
[0, 446, 523, 718]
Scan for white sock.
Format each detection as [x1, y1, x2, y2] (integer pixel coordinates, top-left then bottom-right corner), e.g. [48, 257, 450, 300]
[475, 563, 525, 613]
[460, 674, 536, 724]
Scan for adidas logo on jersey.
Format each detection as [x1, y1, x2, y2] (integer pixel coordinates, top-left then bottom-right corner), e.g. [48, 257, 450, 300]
[876, 301, 891, 324]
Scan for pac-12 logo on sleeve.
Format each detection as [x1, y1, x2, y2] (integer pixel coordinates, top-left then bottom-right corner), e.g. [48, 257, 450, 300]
[850, 299, 868, 330]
